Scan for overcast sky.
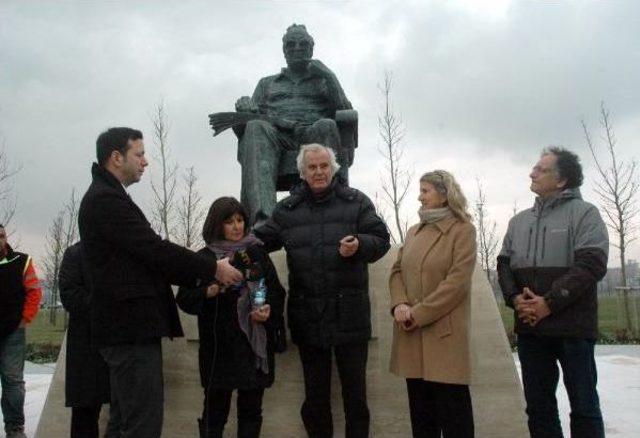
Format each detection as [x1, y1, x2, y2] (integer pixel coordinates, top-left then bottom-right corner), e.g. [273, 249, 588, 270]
[1, 0, 639, 267]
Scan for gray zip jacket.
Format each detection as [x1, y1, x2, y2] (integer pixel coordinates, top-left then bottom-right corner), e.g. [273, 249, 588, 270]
[497, 188, 608, 339]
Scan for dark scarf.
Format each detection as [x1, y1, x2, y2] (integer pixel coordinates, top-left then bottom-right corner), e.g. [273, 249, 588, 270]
[208, 234, 269, 374]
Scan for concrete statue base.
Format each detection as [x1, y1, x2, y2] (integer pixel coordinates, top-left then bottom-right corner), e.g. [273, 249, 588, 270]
[36, 247, 527, 437]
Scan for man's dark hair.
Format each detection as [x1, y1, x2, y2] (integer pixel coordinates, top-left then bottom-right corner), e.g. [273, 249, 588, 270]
[544, 146, 583, 189]
[202, 197, 249, 244]
[96, 127, 143, 167]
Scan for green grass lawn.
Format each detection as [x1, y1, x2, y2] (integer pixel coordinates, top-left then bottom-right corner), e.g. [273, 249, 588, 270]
[26, 308, 67, 346]
[26, 296, 639, 352]
[497, 295, 639, 343]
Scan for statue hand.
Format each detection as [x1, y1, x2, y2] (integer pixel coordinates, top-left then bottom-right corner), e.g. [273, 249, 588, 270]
[274, 118, 297, 131]
[235, 96, 257, 113]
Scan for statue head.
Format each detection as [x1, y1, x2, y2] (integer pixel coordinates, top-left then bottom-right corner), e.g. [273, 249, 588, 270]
[282, 24, 314, 70]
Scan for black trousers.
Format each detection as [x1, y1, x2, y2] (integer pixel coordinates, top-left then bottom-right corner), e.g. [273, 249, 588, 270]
[298, 342, 369, 438]
[100, 340, 163, 438]
[201, 387, 264, 438]
[71, 405, 100, 438]
[71, 404, 120, 438]
[406, 379, 474, 438]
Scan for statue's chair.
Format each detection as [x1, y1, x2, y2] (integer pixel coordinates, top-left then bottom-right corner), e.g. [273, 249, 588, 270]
[271, 109, 358, 190]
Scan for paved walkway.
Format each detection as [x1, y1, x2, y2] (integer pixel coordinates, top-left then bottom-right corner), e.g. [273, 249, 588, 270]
[5, 346, 639, 437]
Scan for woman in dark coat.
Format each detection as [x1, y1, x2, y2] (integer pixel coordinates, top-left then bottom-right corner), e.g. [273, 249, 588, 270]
[59, 242, 119, 438]
[177, 197, 286, 438]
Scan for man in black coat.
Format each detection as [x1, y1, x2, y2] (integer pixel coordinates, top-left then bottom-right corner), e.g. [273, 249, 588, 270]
[78, 127, 242, 438]
[59, 242, 118, 438]
[254, 143, 390, 438]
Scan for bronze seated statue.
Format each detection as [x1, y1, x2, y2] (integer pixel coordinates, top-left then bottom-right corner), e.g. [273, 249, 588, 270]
[209, 24, 358, 225]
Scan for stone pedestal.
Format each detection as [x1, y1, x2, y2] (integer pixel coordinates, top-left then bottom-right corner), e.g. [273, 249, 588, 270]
[36, 247, 527, 437]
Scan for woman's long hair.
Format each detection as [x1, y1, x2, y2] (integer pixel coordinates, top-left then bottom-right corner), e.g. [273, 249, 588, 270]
[201, 197, 249, 244]
[420, 170, 472, 222]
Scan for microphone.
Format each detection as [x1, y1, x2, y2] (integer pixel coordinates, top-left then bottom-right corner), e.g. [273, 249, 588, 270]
[231, 246, 263, 281]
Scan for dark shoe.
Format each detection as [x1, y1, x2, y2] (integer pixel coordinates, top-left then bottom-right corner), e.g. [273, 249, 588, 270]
[273, 324, 287, 353]
[5, 425, 27, 438]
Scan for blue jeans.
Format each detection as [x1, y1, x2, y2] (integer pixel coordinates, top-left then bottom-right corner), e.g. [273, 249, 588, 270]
[518, 334, 604, 438]
[0, 327, 26, 430]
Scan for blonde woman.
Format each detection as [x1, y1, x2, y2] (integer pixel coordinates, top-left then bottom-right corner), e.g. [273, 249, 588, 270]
[389, 170, 477, 438]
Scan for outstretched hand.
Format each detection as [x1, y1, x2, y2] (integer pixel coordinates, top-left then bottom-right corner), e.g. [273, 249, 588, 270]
[215, 257, 243, 286]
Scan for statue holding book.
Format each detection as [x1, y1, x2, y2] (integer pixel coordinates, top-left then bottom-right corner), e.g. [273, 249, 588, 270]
[209, 24, 358, 225]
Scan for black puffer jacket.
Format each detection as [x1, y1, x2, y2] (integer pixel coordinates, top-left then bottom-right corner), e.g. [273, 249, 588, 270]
[255, 179, 390, 347]
[176, 245, 286, 390]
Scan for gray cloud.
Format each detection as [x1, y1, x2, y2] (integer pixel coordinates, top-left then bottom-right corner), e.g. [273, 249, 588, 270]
[1, 0, 639, 264]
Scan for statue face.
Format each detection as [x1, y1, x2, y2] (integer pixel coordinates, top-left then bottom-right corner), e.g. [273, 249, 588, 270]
[283, 32, 313, 69]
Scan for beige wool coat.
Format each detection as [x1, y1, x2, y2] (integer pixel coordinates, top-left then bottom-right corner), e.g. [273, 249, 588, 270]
[389, 216, 477, 384]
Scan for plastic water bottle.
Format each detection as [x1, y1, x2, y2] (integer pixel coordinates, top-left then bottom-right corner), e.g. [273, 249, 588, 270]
[252, 278, 267, 311]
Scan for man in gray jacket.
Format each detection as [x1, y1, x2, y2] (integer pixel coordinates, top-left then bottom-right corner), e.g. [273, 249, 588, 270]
[498, 147, 608, 438]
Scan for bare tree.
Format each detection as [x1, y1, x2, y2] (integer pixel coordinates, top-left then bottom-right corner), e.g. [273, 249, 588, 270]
[582, 101, 639, 336]
[372, 191, 395, 244]
[43, 189, 79, 325]
[473, 179, 499, 286]
[176, 166, 205, 249]
[377, 71, 413, 244]
[0, 138, 19, 228]
[43, 213, 64, 324]
[150, 100, 178, 241]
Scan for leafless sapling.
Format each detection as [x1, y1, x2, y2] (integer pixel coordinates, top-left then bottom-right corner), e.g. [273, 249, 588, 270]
[582, 102, 639, 336]
[377, 71, 413, 244]
[473, 178, 499, 287]
[150, 100, 178, 241]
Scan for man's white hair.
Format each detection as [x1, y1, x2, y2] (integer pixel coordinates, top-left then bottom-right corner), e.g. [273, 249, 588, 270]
[296, 143, 341, 179]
